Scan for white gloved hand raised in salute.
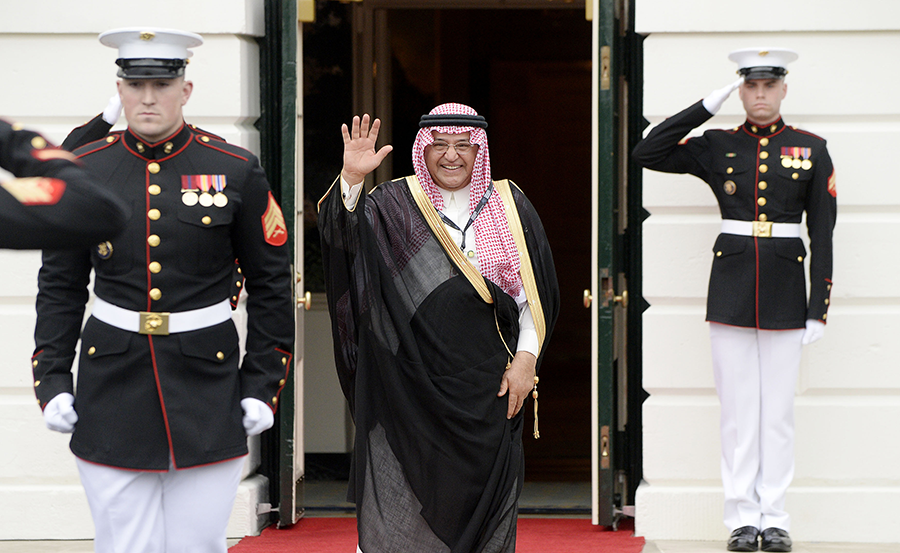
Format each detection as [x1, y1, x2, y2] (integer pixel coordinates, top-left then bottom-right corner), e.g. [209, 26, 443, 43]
[102, 94, 123, 125]
[702, 77, 744, 116]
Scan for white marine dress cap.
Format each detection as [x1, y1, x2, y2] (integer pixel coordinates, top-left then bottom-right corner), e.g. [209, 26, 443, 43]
[728, 47, 798, 80]
[99, 27, 203, 78]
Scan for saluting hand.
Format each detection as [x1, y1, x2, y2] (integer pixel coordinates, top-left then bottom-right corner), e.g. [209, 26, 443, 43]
[702, 77, 744, 116]
[341, 114, 393, 185]
[498, 351, 537, 419]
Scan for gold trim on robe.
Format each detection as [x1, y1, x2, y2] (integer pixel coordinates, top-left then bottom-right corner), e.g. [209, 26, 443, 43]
[405, 175, 493, 304]
[494, 179, 547, 356]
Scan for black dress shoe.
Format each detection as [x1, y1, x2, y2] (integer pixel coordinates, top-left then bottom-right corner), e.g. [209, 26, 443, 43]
[727, 526, 760, 551]
[760, 528, 792, 552]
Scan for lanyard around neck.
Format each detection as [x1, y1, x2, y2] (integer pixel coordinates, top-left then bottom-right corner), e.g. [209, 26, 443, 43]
[435, 182, 494, 251]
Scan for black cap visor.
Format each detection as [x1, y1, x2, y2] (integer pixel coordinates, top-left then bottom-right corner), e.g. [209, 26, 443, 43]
[738, 66, 787, 80]
[116, 58, 186, 79]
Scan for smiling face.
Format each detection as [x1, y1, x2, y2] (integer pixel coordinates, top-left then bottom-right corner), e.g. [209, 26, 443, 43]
[424, 131, 479, 191]
[738, 78, 787, 126]
[117, 77, 193, 143]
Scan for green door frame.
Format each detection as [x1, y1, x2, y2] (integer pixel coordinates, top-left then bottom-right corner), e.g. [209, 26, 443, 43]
[593, 0, 645, 527]
[257, 0, 300, 528]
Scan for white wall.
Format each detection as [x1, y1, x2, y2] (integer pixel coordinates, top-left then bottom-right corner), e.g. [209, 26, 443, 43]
[0, 0, 269, 540]
[636, 0, 900, 543]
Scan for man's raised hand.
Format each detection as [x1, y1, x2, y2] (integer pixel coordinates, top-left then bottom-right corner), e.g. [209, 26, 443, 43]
[702, 77, 744, 116]
[341, 114, 393, 185]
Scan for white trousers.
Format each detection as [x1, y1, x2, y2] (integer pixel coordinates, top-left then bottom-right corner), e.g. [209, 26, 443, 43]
[76, 456, 245, 553]
[709, 323, 803, 532]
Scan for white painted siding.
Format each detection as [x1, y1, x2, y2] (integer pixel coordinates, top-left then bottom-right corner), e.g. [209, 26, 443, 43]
[636, 0, 900, 543]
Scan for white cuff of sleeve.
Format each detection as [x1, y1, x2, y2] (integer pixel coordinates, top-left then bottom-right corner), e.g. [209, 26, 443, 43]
[339, 175, 364, 209]
[516, 302, 539, 357]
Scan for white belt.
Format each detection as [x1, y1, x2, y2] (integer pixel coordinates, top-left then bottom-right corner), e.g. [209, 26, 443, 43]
[721, 219, 801, 239]
[92, 297, 232, 336]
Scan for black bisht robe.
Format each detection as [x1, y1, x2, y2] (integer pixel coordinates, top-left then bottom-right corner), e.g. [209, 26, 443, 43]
[318, 176, 559, 552]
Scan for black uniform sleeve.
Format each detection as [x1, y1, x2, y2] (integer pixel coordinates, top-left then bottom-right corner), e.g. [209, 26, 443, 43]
[632, 100, 716, 181]
[32, 247, 93, 408]
[229, 153, 295, 412]
[0, 119, 127, 249]
[803, 142, 837, 323]
[60, 114, 113, 152]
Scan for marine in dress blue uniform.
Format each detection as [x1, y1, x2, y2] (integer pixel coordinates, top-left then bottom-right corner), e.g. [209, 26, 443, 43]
[633, 49, 836, 553]
[31, 28, 293, 553]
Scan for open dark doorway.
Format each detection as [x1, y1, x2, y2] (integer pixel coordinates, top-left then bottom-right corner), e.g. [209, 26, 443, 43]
[382, 8, 594, 482]
[301, 3, 594, 500]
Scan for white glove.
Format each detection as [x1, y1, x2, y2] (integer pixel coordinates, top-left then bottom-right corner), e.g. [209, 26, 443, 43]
[701, 77, 744, 115]
[801, 319, 826, 345]
[44, 393, 78, 433]
[102, 94, 123, 125]
[241, 397, 274, 436]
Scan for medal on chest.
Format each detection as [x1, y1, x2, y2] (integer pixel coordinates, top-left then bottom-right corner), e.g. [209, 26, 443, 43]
[181, 175, 228, 207]
[780, 147, 812, 171]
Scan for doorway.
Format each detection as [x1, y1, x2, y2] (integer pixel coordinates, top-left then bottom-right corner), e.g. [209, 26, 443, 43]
[361, 6, 594, 482]
[292, 0, 648, 528]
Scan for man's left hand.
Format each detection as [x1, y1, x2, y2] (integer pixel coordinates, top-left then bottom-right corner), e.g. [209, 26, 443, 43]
[241, 397, 274, 436]
[498, 351, 537, 419]
[801, 319, 826, 345]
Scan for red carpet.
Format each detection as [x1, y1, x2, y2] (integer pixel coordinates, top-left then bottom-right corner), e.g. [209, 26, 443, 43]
[231, 517, 644, 552]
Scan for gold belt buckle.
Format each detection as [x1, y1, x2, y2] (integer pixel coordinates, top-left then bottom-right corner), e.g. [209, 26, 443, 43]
[139, 311, 170, 335]
[752, 220, 772, 238]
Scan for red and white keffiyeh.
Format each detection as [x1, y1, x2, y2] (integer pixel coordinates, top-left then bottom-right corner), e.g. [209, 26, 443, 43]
[412, 103, 522, 299]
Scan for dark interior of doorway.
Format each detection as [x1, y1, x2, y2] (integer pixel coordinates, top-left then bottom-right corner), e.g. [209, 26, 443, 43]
[302, 4, 593, 488]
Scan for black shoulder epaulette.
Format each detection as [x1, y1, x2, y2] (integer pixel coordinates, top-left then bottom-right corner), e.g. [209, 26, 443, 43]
[188, 124, 226, 142]
[73, 132, 122, 158]
[789, 126, 826, 142]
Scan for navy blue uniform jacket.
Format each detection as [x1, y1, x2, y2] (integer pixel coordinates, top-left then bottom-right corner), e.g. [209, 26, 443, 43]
[33, 119, 294, 470]
[633, 101, 836, 329]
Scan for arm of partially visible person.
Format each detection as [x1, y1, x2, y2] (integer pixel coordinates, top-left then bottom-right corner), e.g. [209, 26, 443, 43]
[0, 119, 127, 249]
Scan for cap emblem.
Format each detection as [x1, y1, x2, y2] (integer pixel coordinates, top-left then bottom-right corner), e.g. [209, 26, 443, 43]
[140, 31, 155, 41]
